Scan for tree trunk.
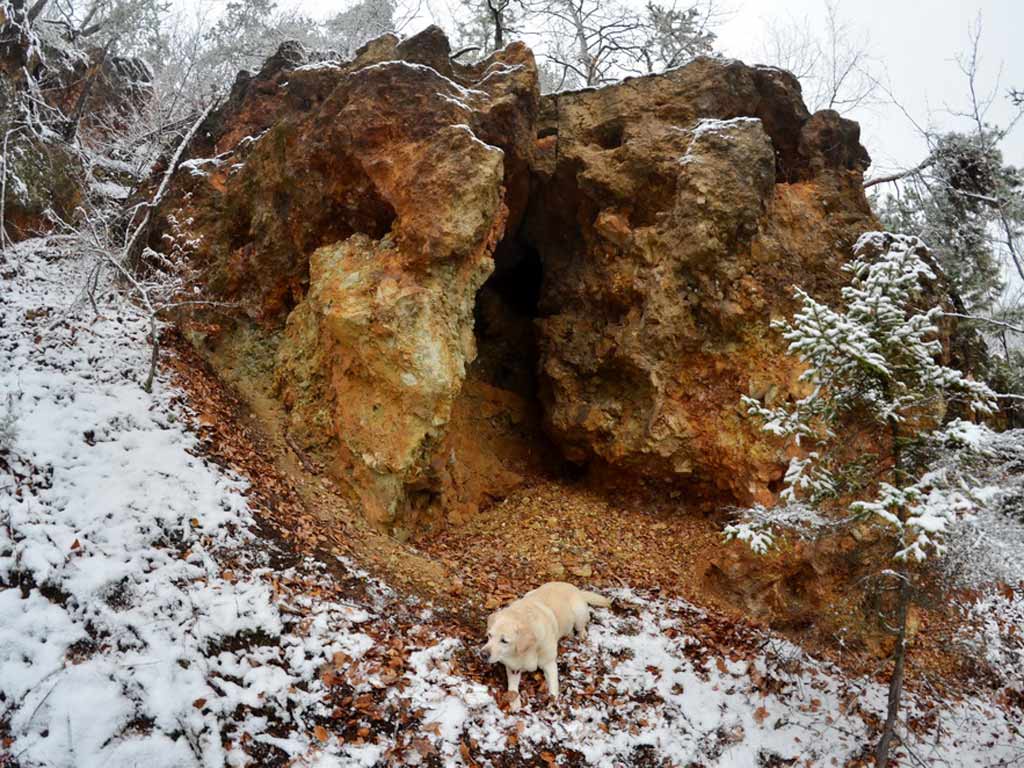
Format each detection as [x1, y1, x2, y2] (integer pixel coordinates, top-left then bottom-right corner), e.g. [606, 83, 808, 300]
[875, 577, 910, 768]
[488, 0, 503, 50]
[143, 313, 159, 394]
[27, 0, 49, 23]
[875, 395, 910, 768]
[63, 45, 109, 142]
[563, 0, 595, 85]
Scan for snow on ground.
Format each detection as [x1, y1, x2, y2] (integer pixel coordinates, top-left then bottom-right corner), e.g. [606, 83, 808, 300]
[962, 586, 1024, 694]
[392, 592, 1023, 767]
[0, 241, 379, 767]
[1, 240, 1022, 767]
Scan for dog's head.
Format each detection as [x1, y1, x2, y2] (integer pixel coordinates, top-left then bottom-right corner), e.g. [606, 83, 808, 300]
[482, 610, 536, 664]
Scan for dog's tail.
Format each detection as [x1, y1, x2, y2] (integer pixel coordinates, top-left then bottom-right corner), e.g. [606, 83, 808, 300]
[580, 589, 611, 608]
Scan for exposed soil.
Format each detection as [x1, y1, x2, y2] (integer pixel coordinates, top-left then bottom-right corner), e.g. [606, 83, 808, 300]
[162, 326, 1017, 715]
[163, 326, 727, 616]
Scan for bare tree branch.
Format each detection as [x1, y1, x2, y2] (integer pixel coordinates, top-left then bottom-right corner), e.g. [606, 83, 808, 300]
[864, 157, 934, 189]
[941, 312, 1024, 336]
[27, 0, 50, 23]
[124, 101, 214, 264]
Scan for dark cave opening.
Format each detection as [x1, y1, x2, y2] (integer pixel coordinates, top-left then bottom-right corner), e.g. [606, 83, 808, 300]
[440, 216, 590, 524]
[454, 223, 589, 490]
[470, 232, 545, 400]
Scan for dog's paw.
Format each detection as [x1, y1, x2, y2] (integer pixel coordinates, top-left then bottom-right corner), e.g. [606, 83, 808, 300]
[509, 694, 522, 713]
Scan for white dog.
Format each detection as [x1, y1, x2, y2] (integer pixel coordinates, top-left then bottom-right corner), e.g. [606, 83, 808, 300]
[482, 581, 611, 710]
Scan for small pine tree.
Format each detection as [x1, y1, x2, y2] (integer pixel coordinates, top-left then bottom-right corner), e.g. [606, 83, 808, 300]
[725, 232, 999, 767]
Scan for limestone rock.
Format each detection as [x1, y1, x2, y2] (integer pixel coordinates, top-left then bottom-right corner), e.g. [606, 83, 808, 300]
[157, 28, 539, 530]
[526, 57, 875, 503]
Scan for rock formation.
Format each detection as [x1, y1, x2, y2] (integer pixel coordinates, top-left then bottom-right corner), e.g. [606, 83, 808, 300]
[525, 59, 874, 503]
[155, 29, 876, 534]
[158, 28, 540, 533]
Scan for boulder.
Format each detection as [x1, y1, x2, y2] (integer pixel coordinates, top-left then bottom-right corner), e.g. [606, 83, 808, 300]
[157, 35, 878, 532]
[156, 28, 539, 531]
[525, 58, 875, 503]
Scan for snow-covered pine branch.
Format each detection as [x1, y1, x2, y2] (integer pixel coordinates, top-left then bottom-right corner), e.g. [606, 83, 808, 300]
[723, 230, 1012, 767]
[727, 231, 998, 562]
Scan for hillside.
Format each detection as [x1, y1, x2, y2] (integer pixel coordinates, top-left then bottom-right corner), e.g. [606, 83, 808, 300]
[1, 8, 1023, 768]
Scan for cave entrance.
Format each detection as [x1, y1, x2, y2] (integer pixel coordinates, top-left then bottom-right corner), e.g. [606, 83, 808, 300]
[471, 234, 544, 400]
[435, 226, 568, 526]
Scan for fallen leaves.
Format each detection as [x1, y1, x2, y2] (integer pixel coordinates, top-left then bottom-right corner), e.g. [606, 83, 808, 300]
[154, 318, 1021, 768]
[411, 737, 436, 757]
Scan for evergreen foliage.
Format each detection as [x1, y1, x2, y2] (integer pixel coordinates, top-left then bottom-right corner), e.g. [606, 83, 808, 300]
[726, 232, 998, 560]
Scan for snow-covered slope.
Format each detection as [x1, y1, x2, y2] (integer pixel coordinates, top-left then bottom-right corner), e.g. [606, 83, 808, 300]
[0, 242, 387, 767]
[1, 241, 1021, 767]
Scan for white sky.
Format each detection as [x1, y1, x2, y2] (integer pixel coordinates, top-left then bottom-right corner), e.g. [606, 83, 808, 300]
[274, 0, 1024, 175]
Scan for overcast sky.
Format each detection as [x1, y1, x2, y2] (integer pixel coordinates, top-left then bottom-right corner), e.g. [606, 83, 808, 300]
[285, 0, 1022, 176]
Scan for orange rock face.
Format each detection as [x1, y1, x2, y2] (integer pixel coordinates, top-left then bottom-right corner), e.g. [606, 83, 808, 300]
[157, 32, 877, 532]
[156, 28, 539, 531]
[525, 59, 875, 504]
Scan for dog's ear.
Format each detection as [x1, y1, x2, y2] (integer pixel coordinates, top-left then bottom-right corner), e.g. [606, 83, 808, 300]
[514, 624, 537, 656]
